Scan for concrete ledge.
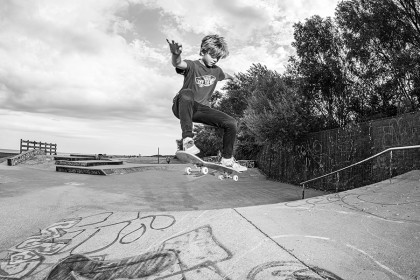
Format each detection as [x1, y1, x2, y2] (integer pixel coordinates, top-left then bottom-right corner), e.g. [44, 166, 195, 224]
[70, 153, 99, 159]
[55, 165, 107, 175]
[54, 156, 98, 161]
[55, 164, 169, 175]
[55, 160, 123, 167]
[102, 165, 169, 175]
[7, 149, 46, 166]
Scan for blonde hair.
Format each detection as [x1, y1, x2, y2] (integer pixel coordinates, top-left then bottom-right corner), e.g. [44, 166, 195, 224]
[200, 35, 229, 59]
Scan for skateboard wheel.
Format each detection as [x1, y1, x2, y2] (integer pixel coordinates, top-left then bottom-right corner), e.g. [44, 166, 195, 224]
[185, 167, 192, 175]
[232, 175, 239, 181]
[201, 167, 209, 174]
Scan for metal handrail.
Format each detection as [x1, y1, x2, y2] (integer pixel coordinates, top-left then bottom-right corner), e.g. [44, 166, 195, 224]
[300, 145, 420, 199]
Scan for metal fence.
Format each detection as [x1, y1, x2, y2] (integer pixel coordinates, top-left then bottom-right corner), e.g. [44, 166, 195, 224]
[257, 111, 420, 189]
[300, 145, 420, 198]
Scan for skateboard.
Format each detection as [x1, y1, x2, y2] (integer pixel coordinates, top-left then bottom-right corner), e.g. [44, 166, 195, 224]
[175, 151, 241, 181]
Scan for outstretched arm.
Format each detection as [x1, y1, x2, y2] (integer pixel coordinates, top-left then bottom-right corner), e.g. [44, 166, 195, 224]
[166, 39, 187, 70]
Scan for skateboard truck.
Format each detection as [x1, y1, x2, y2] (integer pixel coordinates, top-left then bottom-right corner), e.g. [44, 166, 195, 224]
[185, 166, 208, 175]
[217, 173, 239, 181]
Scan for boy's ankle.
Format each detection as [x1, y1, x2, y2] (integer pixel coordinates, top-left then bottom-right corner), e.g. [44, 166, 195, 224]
[182, 137, 200, 155]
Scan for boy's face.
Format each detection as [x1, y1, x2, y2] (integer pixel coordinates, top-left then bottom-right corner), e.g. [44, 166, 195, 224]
[201, 52, 220, 67]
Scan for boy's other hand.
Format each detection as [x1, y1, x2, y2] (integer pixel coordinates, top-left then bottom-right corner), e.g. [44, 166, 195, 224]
[166, 39, 182, 55]
[225, 72, 240, 84]
[232, 76, 240, 84]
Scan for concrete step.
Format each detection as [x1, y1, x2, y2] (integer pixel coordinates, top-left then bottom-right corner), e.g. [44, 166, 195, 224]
[54, 156, 98, 161]
[55, 163, 169, 175]
[55, 160, 123, 167]
[70, 153, 100, 160]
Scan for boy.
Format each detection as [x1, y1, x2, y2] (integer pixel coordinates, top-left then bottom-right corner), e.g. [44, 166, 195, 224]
[167, 35, 247, 172]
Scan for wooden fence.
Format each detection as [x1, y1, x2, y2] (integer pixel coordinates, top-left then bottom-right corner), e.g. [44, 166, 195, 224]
[20, 139, 57, 155]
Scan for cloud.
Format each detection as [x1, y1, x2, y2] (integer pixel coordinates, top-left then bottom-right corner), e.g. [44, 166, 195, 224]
[0, 0, 341, 154]
[144, 0, 338, 74]
[0, 0, 176, 121]
[142, 0, 271, 39]
[0, 0, 340, 123]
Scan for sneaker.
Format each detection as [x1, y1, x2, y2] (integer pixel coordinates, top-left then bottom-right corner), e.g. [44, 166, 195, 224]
[182, 137, 200, 154]
[220, 157, 247, 172]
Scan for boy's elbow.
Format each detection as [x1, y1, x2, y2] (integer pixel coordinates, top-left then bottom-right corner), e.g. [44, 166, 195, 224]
[173, 60, 187, 70]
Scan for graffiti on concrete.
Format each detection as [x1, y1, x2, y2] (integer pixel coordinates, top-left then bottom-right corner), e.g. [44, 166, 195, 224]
[7, 149, 46, 166]
[0, 211, 347, 279]
[0, 218, 79, 279]
[54, 166, 106, 175]
[45, 252, 177, 280]
[44, 225, 232, 280]
[0, 212, 235, 280]
[247, 261, 344, 280]
[0, 250, 43, 279]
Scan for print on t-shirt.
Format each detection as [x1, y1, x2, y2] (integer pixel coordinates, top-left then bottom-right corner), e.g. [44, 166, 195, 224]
[195, 75, 216, 87]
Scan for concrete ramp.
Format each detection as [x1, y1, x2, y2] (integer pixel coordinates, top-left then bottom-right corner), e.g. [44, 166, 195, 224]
[0, 210, 343, 280]
[237, 170, 420, 280]
[0, 171, 418, 280]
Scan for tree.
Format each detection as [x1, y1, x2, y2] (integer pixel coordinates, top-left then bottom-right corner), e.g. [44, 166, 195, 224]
[336, 0, 420, 119]
[289, 15, 353, 128]
[242, 71, 309, 149]
[193, 125, 223, 157]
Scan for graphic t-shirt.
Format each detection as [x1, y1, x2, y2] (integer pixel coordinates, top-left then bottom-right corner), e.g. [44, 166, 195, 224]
[176, 59, 225, 106]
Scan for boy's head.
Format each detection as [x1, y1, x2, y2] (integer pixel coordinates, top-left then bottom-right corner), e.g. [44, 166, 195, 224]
[199, 35, 229, 60]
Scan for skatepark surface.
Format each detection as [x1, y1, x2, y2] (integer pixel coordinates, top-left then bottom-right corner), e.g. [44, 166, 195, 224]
[0, 157, 418, 280]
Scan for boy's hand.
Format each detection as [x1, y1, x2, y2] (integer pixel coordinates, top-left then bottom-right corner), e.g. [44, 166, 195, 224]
[166, 39, 182, 55]
[225, 73, 240, 84]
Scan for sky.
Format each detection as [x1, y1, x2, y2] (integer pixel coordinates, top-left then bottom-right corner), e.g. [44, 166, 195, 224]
[0, 0, 340, 156]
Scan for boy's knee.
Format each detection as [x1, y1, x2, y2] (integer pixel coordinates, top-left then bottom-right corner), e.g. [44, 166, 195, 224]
[178, 89, 194, 101]
[226, 118, 237, 130]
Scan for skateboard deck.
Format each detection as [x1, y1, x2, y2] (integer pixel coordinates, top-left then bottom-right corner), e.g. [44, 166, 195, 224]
[175, 151, 241, 181]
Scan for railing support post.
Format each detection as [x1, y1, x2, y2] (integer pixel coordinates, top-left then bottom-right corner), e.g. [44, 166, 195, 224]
[389, 150, 393, 183]
[301, 183, 305, 199]
[336, 173, 340, 193]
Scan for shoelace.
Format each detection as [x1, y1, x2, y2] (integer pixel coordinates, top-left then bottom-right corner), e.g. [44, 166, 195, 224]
[221, 158, 239, 166]
[184, 140, 194, 147]
[231, 158, 240, 164]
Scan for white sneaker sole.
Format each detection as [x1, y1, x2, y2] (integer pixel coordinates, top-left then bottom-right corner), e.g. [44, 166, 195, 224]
[183, 147, 200, 155]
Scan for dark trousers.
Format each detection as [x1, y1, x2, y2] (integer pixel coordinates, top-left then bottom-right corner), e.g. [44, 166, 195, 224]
[172, 89, 237, 158]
